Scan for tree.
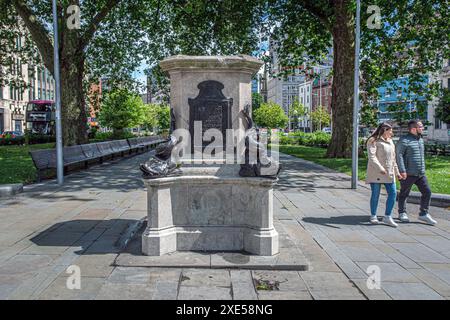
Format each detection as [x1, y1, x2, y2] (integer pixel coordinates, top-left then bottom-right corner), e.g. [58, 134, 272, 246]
[142, 103, 170, 133]
[360, 103, 378, 128]
[435, 88, 450, 124]
[289, 98, 308, 131]
[97, 88, 145, 137]
[268, 0, 449, 157]
[253, 101, 288, 129]
[156, 104, 170, 132]
[0, 0, 265, 145]
[252, 92, 264, 112]
[142, 103, 159, 131]
[310, 106, 331, 131]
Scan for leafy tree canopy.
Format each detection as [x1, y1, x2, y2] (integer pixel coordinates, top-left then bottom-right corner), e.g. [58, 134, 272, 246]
[98, 88, 146, 132]
[253, 101, 288, 129]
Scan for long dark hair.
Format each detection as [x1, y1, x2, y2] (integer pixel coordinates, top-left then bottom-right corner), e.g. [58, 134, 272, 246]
[367, 122, 392, 144]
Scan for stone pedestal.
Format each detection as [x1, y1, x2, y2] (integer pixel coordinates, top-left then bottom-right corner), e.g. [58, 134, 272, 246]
[160, 55, 263, 135]
[142, 164, 279, 256]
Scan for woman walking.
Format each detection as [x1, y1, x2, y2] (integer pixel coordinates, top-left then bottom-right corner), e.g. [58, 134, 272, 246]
[366, 122, 402, 227]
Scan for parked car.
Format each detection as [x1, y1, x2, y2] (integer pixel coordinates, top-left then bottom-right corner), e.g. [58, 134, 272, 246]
[0, 131, 24, 139]
[322, 127, 332, 134]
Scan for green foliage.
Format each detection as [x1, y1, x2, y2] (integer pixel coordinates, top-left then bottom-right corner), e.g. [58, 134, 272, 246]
[253, 102, 289, 129]
[93, 131, 135, 142]
[98, 88, 146, 134]
[0, 133, 57, 146]
[360, 103, 379, 128]
[387, 101, 429, 126]
[252, 92, 264, 112]
[156, 104, 171, 131]
[269, 0, 449, 103]
[435, 88, 450, 124]
[278, 131, 331, 148]
[142, 103, 170, 132]
[0, 135, 24, 146]
[310, 106, 331, 131]
[289, 98, 308, 129]
[143, 103, 159, 130]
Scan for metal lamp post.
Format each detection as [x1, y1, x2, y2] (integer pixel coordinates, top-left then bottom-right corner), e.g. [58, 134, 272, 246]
[52, 0, 64, 185]
[351, 0, 361, 189]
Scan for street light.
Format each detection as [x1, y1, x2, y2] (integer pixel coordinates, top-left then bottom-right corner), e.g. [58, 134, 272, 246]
[351, 0, 361, 189]
[52, 0, 63, 185]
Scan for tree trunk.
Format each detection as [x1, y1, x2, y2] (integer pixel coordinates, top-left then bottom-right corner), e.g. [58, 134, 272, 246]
[326, 0, 355, 158]
[60, 53, 88, 146]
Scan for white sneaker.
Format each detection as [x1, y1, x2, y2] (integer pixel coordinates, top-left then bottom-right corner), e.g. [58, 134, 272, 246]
[418, 214, 437, 226]
[399, 212, 410, 222]
[370, 216, 379, 224]
[383, 216, 398, 228]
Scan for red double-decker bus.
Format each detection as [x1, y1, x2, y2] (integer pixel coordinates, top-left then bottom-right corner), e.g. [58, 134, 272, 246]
[25, 100, 55, 135]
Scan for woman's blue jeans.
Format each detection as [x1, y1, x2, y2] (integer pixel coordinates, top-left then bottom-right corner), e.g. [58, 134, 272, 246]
[370, 183, 397, 217]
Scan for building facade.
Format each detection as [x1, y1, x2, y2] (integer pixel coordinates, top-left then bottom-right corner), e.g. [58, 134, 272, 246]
[296, 80, 312, 130]
[267, 40, 333, 131]
[0, 65, 55, 134]
[0, 32, 55, 134]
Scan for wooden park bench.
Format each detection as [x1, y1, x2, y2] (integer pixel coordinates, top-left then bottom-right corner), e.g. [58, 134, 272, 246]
[30, 136, 165, 182]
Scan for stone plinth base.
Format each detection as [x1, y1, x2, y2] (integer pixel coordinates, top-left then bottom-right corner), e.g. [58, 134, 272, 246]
[142, 164, 279, 256]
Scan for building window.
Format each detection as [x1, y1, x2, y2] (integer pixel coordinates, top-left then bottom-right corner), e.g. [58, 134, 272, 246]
[435, 116, 442, 130]
[385, 89, 391, 98]
[397, 89, 402, 97]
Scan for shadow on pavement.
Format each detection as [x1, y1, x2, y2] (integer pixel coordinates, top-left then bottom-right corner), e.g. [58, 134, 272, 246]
[302, 215, 370, 228]
[30, 218, 141, 255]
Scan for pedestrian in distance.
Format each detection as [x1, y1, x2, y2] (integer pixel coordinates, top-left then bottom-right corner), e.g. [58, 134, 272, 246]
[396, 120, 437, 225]
[366, 122, 403, 227]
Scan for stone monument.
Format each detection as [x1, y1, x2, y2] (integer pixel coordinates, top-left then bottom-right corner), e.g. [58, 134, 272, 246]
[141, 55, 279, 256]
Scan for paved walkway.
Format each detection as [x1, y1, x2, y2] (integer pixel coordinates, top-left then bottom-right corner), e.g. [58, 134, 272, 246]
[0, 151, 449, 300]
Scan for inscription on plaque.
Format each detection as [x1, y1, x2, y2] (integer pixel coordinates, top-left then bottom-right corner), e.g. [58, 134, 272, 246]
[188, 80, 233, 152]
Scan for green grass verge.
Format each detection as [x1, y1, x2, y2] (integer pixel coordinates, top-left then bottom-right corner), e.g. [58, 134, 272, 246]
[0, 143, 55, 185]
[276, 144, 450, 195]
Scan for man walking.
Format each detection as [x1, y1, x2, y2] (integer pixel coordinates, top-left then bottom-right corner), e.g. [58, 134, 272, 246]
[396, 120, 437, 225]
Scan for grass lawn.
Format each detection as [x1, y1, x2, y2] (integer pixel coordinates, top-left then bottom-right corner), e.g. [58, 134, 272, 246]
[0, 143, 55, 185]
[276, 144, 450, 195]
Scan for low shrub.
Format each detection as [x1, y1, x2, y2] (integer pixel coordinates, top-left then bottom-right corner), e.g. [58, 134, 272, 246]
[0, 135, 25, 146]
[94, 130, 135, 141]
[278, 131, 331, 148]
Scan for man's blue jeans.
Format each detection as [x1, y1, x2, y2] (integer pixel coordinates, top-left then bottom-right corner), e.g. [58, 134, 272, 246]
[370, 183, 397, 217]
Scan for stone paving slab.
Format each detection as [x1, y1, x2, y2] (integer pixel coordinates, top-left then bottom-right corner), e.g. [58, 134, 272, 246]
[390, 243, 450, 264]
[178, 286, 233, 300]
[230, 270, 258, 300]
[38, 276, 106, 300]
[95, 283, 155, 300]
[356, 262, 420, 283]
[381, 282, 445, 300]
